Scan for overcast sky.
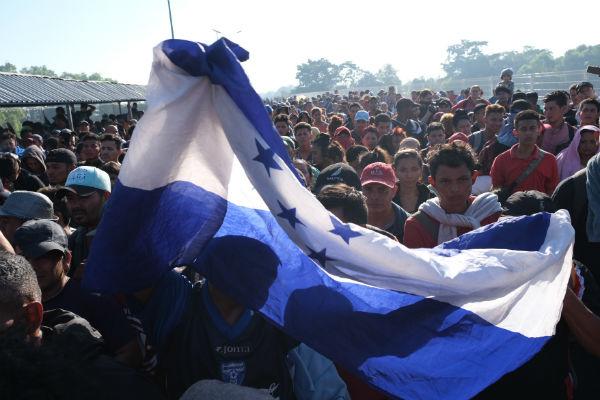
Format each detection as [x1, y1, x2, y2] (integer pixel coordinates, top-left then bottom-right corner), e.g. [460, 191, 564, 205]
[2, 0, 599, 94]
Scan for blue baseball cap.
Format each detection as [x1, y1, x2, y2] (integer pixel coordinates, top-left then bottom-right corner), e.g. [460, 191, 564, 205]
[62, 166, 112, 196]
[354, 110, 369, 122]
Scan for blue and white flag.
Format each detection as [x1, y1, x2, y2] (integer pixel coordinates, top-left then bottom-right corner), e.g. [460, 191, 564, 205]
[84, 39, 574, 399]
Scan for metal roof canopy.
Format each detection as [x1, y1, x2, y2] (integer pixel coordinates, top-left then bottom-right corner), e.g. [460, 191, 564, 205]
[0, 72, 146, 108]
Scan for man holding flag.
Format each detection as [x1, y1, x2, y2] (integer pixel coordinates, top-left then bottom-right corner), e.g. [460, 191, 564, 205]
[82, 38, 574, 399]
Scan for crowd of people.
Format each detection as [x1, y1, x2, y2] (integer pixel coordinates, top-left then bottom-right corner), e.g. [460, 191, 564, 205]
[0, 68, 599, 399]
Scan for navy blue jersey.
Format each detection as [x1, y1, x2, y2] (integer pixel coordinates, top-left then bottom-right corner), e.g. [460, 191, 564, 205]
[160, 284, 297, 399]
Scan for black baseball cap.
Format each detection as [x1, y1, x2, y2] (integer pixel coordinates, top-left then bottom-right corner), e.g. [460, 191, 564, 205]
[14, 220, 68, 259]
[46, 148, 77, 165]
[313, 163, 361, 194]
[503, 190, 556, 217]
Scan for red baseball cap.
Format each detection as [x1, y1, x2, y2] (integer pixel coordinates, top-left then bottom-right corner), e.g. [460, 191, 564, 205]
[360, 162, 397, 188]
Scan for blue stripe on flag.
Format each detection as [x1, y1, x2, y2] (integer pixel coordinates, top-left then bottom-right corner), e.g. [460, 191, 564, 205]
[195, 197, 549, 400]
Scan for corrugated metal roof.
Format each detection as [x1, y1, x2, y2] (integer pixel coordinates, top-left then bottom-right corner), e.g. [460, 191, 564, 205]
[0, 72, 146, 107]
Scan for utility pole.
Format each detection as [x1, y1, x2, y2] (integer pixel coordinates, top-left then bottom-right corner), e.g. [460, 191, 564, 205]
[167, 0, 175, 39]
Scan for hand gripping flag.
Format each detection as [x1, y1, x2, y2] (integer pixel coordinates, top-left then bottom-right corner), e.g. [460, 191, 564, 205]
[84, 38, 574, 400]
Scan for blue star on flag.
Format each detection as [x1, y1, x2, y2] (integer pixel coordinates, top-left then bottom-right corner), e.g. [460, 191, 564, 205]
[252, 139, 282, 177]
[306, 246, 334, 267]
[329, 216, 362, 244]
[277, 200, 304, 229]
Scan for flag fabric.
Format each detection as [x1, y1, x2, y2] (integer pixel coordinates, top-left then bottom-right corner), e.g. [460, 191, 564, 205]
[84, 39, 574, 400]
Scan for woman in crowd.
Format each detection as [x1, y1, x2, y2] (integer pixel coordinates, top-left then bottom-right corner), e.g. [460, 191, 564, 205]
[392, 149, 434, 213]
[556, 125, 600, 181]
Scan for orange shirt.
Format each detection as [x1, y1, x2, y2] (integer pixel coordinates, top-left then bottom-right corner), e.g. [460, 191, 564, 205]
[490, 144, 559, 195]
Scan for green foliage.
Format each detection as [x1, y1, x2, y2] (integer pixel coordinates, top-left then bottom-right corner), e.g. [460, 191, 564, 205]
[0, 63, 17, 73]
[20, 65, 57, 77]
[0, 62, 116, 82]
[295, 59, 341, 92]
[442, 40, 490, 78]
[376, 64, 402, 86]
[0, 108, 26, 133]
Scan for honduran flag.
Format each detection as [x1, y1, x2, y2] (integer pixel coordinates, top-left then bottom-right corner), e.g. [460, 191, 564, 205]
[84, 38, 574, 399]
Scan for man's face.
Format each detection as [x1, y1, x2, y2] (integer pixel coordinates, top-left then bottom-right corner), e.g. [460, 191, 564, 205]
[26, 251, 66, 295]
[356, 120, 368, 132]
[0, 216, 24, 244]
[81, 140, 100, 161]
[0, 138, 16, 153]
[104, 125, 118, 135]
[497, 91, 510, 104]
[275, 121, 289, 136]
[470, 87, 482, 99]
[78, 125, 90, 134]
[570, 88, 579, 103]
[361, 132, 378, 150]
[420, 93, 433, 104]
[293, 161, 311, 188]
[100, 141, 121, 163]
[295, 128, 311, 147]
[362, 183, 397, 213]
[431, 164, 473, 213]
[349, 106, 360, 119]
[456, 119, 472, 135]
[310, 147, 323, 167]
[580, 87, 596, 100]
[23, 157, 42, 174]
[376, 122, 390, 137]
[578, 131, 599, 159]
[369, 98, 378, 109]
[474, 109, 485, 124]
[484, 112, 504, 135]
[66, 191, 104, 228]
[311, 109, 322, 121]
[579, 104, 599, 125]
[46, 162, 72, 185]
[516, 119, 541, 146]
[544, 101, 566, 124]
[427, 129, 445, 146]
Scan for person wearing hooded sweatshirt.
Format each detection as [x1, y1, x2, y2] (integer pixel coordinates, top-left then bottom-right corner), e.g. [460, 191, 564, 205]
[556, 125, 600, 181]
[22, 145, 49, 185]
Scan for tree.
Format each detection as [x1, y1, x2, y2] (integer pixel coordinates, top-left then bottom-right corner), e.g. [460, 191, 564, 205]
[0, 63, 17, 73]
[376, 64, 402, 85]
[442, 40, 491, 78]
[556, 44, 600, 71]
[19, 65, 57, 77]
[295, 59, 340, 91]
[356, 71, 383, 87]
[336, 61, 364, 88]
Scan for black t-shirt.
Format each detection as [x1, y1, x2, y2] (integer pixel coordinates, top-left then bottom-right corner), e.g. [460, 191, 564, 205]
[473, 320, 569, 399]
[44, 279, 135, 353]
[14, 169, 45, 191]
[384, 202, 410, 242]
[160, 284, 297, 400]
[0, 309, 164, 400]
[552, 170, 600, 281]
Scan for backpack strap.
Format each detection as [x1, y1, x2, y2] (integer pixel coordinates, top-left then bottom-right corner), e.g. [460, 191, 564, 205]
[412, 211, 439, 244]
[503, 148, 547, 194]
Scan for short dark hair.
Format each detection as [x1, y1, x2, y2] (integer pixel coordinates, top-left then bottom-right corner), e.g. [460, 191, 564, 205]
[485, 104, 506, 116]
[81, 134, 100, 143]
[579, 98, 600, 113]
[427, 122, 444, 134]
[494, 86, 512, 96]
[526, 91, 539, 103]
[293, 122, 312, 134]
[428, 141, 476, 178]
[577, 81, 594, 93]
[393, 148, 423, 169]
[0, 154, 20, 181]
[0, 252, 41, 313]
[473, 103, 487, 114]
[358, 147, 392, 171]
[452, 109, 470, 128]
[374, 113, 391, 125]
[273, 113, 289, 124]
[316, 183, 367, 225]
[514, 110, 540, 128]
[349, 102, 361, 110]
[543, 91, 569, 107]
[100, 161, 120, 176]
[512, 91, 528, 102]
[100, 134, 121, 150]
[346, 145, 368, 164]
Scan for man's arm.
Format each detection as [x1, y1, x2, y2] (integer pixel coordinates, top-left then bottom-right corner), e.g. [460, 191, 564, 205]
[563, 287, 600, 357]
[545, 156, 560, 195]
[490, 156, 504, 190]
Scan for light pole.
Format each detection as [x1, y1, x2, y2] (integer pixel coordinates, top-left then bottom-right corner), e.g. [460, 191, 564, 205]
[167, 0, 175, 39]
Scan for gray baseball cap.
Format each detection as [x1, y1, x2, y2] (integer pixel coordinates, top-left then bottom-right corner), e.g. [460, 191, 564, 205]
[0, 191, 56, 221]
[14, 220, 68, 259]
